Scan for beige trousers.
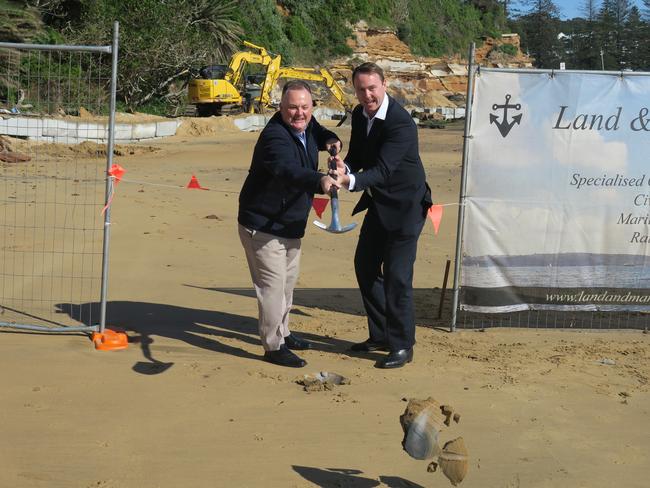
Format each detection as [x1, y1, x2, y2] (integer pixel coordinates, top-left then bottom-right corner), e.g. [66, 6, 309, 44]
[238, 224, 301, 351]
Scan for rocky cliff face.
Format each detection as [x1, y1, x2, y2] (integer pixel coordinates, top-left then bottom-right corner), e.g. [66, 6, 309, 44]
[331, 21, 532, 111]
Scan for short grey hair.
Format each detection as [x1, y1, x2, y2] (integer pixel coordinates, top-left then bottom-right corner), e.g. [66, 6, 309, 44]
[281, 80, 312, 97]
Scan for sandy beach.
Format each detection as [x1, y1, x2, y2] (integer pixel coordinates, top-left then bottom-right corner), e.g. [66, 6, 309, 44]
[1, 117, 649, 488]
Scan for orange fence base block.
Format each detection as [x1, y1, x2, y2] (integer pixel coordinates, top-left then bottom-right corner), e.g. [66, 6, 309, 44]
[92, 329, 128, 351]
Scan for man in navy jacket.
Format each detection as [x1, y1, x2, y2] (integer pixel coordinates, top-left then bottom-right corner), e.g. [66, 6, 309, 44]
[238, 80, 341, 368]
[333, 63, 432, 368]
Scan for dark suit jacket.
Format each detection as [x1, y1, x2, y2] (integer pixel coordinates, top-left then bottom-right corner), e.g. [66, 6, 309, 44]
[345, 95, 431, 232]
[238, 111, 339, 238]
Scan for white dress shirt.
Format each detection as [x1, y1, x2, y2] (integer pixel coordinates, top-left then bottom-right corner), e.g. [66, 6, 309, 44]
[347, 93, 389, 191]
[296, 131, 307, 151]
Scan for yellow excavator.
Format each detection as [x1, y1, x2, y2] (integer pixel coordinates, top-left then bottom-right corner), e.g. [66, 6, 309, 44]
[188, 41, 276, 116]
[188, 41, 353, 117]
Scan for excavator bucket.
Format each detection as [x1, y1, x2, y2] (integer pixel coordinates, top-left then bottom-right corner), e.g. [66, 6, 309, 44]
[336, 110, 353, 127]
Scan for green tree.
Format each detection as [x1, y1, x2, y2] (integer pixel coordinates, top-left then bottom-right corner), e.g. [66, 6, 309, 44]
[234, 0, 292, 62]
[66, 0, 242, 111]
[598, 0, 632, 69]
[568, 0, 602, 69]
[622, 6, 647, 69]
[517, 0, 562, 68]
[396, 0, 504, 57]
[468, 0, 508, 36]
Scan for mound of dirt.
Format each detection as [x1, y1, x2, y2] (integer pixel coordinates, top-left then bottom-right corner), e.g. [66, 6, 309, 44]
[5, 136, 159, 159]
[72, 141, 160, 158]
[0, 135, 31, 163]
[175, 116, 239, 137]
[60, 109, 170, 124]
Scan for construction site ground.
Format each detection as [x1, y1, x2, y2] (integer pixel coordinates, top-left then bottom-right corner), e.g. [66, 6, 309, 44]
[0, 119, 648, 488]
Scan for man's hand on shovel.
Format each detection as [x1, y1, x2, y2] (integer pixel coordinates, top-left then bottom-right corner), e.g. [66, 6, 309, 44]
[313, 145, 357, 234]
[326, 145, 350, 190]
[319, 173, 339, 194]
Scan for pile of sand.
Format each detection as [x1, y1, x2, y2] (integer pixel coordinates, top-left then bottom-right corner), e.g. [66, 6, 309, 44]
[72, 108, 168, 124]
[0, 135, 31, 163]
[175, 116, 239, 137]
[5, 136, 159, 159]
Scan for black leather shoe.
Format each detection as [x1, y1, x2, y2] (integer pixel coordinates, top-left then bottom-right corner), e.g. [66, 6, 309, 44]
[349, 339, 389, 352]
[284, 333, 312, 350]
[377, 348, 413, 369]
[264, 345, 307, 368]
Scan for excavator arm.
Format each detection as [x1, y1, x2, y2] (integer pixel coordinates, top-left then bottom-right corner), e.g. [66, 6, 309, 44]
[225, 41, 278, 89]
[257, 66, 354, 115]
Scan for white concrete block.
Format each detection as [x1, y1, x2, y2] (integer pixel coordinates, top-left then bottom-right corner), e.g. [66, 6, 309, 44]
[77, 122, 107, 140]
[42, 118, 78, 138]
[234, 115, 269, 132]
[132, 123, 157, 139]
[234, 118, 251, 131]
[0, 117, 42, 137]
[155, 120, 180, 137]
[113, 124, 133, 140]
[0, 116, 181, 142]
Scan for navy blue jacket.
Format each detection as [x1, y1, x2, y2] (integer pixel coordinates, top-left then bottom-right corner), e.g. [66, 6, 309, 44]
[238, 111, 339, 238]
[345, 96, 431, 232]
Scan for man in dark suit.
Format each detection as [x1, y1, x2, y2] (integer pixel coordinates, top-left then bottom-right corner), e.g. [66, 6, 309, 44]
[238, 80, 341, 368]
[332, 62, 431, 368]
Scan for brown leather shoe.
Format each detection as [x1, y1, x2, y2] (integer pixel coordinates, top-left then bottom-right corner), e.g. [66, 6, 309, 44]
[263, 345, 307, 368]
[377, 348, 413, 369]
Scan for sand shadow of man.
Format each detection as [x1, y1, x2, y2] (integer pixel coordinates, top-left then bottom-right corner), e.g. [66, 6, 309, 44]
[292, 466, 425, 488]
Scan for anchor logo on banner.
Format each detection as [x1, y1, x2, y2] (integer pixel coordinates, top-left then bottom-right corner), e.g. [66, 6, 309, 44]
[490, 94, 522, 138]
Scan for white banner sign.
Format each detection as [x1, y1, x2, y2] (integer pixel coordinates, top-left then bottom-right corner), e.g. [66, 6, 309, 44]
[462, 69, 650, 312]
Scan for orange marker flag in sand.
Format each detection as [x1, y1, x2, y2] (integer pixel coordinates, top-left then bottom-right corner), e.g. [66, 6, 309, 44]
[312, 197, 329, 218]
[428, 205, 443, 235]
[187, 175, 208, 190]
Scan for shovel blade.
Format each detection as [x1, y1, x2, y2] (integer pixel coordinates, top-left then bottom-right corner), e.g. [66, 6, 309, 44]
[330, 223, 357, 234]
[313, 219, 328, 230]
[312, 219, 357, 234]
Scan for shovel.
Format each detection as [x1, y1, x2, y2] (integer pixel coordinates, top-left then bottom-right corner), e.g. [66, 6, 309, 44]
[313, 147, 356, 234]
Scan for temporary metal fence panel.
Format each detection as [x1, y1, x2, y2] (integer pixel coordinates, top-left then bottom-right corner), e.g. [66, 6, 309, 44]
[454, 66, 650, 330]
[0, 25, 118, 333]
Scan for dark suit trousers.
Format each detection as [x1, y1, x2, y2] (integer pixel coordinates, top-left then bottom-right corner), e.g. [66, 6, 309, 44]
[354, 207, 425, 351]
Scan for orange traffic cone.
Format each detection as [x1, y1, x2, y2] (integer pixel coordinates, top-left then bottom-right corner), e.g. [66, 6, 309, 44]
[187, 175, 208, 190]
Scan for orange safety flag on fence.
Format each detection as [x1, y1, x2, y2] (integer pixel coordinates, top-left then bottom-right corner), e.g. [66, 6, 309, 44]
[312, 197, 329, 218]
[428, 205, 443, 235]
[108, 163, 125, 182]
[102, 164, 126, 215]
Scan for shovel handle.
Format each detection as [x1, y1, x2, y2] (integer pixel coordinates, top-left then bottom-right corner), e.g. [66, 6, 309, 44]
[327, 146, 339, 198]
[327, 146, 338, 179]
